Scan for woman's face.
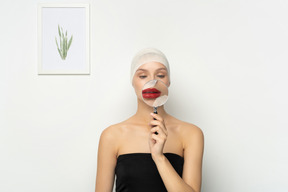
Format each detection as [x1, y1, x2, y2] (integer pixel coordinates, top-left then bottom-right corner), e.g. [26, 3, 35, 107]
[132, 61, 170, 101]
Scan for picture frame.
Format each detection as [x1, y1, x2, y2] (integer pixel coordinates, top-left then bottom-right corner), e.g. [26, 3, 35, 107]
[38, 4, 90, 74]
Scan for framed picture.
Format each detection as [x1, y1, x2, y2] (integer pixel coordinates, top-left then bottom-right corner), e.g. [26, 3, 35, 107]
[38, 4, 90, 74]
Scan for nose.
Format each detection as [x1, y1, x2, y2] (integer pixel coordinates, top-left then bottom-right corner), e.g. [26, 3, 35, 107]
[145, 75, 156, 84]
[143, 79, 158, 89]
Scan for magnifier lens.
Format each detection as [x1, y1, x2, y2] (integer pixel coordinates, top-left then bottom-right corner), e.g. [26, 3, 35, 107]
[141, 80, 169, 108]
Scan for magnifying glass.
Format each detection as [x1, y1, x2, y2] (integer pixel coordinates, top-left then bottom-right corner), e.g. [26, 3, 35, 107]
[141, 79, 169, 115]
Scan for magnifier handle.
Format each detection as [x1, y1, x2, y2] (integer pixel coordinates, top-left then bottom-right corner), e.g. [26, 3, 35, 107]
[153, 107, 158, 120]
[152, 107, 158, 134]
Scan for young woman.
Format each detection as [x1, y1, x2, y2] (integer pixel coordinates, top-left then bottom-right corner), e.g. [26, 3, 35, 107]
[95, 48, 204, 192]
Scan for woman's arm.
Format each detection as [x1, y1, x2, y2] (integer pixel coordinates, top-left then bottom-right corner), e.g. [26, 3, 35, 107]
[95, 127, 118, 192]
[149, 113, 204, 192]
[181, 125, 204, 191]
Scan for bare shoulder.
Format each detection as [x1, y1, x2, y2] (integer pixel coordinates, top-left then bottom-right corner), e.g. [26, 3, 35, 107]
[100, 121, 126, 141]
[181, 121, 203, 138]
[98, 121, 130, 158]
[167, 115, 204, 146]
[168, 115, 203, 134]
[99, 118, 133, 145]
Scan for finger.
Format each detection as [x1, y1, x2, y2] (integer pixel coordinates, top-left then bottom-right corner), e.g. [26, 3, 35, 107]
[150, 120, 162, 126]
[150, 120, 168, 133]
[149, 119, 166, 127]
[151, 126, 167, 136]
[150, 126, 159, 135]
[151, 126, 160, 134]
[151, 132, 167, 143]
[150, 113, 164, 122]
[149, 135, 156, 144]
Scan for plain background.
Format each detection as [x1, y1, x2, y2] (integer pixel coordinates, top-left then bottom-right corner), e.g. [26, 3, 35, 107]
[1, 0, 287, 192]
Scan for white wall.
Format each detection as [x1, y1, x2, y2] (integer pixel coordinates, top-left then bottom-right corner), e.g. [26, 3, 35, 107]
[1, 0, 287, 191]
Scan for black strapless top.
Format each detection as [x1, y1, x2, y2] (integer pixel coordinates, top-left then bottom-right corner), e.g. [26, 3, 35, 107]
[115, 153, 184, 192]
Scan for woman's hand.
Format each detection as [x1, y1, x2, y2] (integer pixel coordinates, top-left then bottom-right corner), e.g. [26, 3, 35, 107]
[149, 113, 168, 161]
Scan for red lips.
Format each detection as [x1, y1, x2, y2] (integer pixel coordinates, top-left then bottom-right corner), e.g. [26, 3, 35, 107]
[142, 88, 161, 99]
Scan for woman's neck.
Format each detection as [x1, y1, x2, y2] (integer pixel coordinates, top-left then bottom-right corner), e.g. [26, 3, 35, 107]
[133, 98, 168, 125]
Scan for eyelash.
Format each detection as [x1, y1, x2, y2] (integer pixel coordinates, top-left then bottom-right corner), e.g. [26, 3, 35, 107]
[139, 75, 147, 79]
[139, 75, 165, 79]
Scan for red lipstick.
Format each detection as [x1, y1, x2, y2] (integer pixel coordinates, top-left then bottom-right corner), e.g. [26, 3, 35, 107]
[142, 88, 161, 99]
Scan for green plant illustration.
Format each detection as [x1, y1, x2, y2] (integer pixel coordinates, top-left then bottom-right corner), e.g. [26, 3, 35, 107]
[55, 25, 73, 60]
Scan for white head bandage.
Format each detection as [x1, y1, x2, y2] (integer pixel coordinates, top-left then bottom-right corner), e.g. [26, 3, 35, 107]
[130, 48, 170, 83]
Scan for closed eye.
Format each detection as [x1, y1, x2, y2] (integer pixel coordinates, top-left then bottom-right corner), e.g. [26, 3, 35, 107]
[139, 75, 147, 79]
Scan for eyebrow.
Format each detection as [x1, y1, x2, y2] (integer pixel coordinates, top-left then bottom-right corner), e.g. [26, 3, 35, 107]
[136, 68, 167, 72]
